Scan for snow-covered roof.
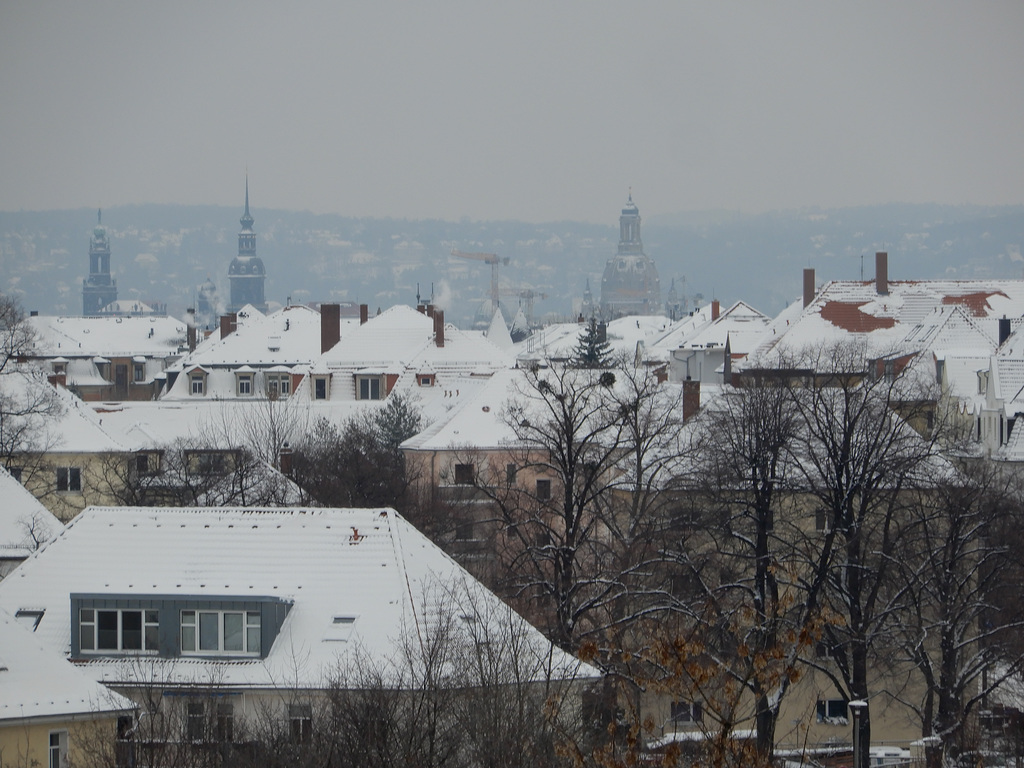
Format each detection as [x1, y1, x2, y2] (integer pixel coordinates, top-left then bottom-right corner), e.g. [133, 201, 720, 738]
[749, 279, 1024, 367]
[26, 314, 187, 358]
[515, 315, 675, 363]
[0, 607, 133, 723]
[0, 506, 593, 689]
[0, 467, 61, 562]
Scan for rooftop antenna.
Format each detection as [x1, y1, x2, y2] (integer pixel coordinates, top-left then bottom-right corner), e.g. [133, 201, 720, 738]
[416, 283, 421, 305]
[860, 252, 865, 281]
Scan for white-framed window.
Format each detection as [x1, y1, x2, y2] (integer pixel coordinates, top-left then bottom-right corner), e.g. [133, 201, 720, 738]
[670, 700, 703, 724]
[419, 375, 433, 386]
[80, 608, 159, 653]
[56, 466, 81, 492]
[357, 375, 382, 400]
[313, 376, 329, 400]
[190, 373, 206, 396]
[49, 730, 68, 768]
[180, 610, 261, 655]
[816, 698, 848, 724]
[236, 373, 253, 396]
[267, 374, 291, 399]
[290, 703, 313, 743]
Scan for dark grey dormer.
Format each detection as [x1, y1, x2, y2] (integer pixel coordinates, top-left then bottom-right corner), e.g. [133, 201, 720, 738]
[71, 594, 291, 660]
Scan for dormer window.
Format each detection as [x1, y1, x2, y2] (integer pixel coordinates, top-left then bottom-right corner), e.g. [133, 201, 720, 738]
[266, 372, 291, 399]
[52, 361, 67, 376]
[188, 369, 208, 396]
[181, 609, 261, 656]
[418, 374, 435, 387]
[312, 375, 330, 400]
[235, 371, 254, 396]
[357, 375, 383, 401]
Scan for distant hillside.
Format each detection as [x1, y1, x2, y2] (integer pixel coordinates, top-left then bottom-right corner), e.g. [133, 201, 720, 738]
[2, 203, 1022, 327]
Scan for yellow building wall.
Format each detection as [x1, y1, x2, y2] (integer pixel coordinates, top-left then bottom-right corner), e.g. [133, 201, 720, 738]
[0, 714, 119, 768]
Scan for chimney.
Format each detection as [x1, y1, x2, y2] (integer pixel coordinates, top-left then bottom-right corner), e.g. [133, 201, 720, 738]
[219, 313, 237, 340]
[682, 378, 701, 422]
[359, 303, 369, 325]
[279, 443, 293, 476]
[803, 268, 815, 308]
[876, 252, 888, 295]
[187, 325, 197, 353]
[434, 310, 445, 348]
[417, 304, 427, 315]
[711, 300, 720, 321]
[321, 303, 341, 354]
[597, 322, 608, 344]
[999, 316, 1012, 346]
[426, 304, 435, 319]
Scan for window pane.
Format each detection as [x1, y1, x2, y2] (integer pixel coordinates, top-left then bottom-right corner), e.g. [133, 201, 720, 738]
[199, 612, 219, 651]
[121, 611, 142, 650]
[181, 626, 196, 652]
[69, 468, 81, 491]
[97, 611, 119, 649]
[80, 623, 94, 651]
[223, 613, 243, 651]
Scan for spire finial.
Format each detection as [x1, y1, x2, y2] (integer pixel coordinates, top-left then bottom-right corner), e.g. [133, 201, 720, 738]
[244, 174, 250, 218]
[97, 208, 102, 225]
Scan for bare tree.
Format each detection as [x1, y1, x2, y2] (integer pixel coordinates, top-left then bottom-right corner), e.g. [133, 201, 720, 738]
[787, 342, 942, 768]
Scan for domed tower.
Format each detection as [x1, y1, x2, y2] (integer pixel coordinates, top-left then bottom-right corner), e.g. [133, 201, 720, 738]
[227, 177, 267, 313]
[82, 209, 118, 316]
[600, 193, 660, 318]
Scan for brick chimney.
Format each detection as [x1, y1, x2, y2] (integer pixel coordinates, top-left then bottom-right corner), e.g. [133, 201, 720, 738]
[711, 300, 720, 321]
[187, 324, 197, 353]
[278, 443, 293, 476]
[219, 313, 237, 340]
[359, 303, 369, 325]
[434, 310, 445, 347]
[682, 377, 701, 421]
[321, 303, 341, 354]
[803, 268, 815, 308]
[876, 252, 888, 295]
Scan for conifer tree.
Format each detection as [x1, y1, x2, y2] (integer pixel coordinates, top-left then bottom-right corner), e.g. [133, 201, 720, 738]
[571, 317, 611, 369]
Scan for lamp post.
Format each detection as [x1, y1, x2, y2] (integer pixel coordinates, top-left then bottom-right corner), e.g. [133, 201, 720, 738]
[849, 700, 867, 768]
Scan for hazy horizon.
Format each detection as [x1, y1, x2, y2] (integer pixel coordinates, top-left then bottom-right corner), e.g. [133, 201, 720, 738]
[2, 2, 1023, 224]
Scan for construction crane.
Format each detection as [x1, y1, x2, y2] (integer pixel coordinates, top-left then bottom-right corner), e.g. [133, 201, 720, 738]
[499, 287, 548, 326]
[451, 249, 509, 315]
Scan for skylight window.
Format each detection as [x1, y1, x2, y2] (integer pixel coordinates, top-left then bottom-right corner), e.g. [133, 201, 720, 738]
[323, 615, 358, 642]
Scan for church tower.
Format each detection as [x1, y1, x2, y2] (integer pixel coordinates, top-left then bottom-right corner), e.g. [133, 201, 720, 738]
[227, 177, 267, 313]
[82, 209, 118, 316]
[600, 193, 661, 318]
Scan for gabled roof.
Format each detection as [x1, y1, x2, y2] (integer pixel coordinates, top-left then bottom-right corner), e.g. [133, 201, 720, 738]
[0, 607, 134, 723]
[0, 506, 590, 689]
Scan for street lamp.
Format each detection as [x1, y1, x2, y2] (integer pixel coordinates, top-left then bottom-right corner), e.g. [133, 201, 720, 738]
[849, 700, 867, 768]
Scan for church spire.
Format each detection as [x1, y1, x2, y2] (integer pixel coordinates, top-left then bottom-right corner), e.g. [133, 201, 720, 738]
[240, 175, 254, 231]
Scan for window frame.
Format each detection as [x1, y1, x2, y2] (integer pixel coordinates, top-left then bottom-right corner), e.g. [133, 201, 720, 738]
[56, 466, 82, 493]
[133, 363, 145, 382]
[190, 374, 206, 396]
[79, 608, 159, 654]
[816, 698, 849, 725]
[180, 609, 261, 656]
[357, 375, 383, 401]
[453, 463, 475, 485]
[536, 478, 552, 501]
[266, 374, 291, 399]
[236, 373, 253, 397]
[49, 730, 68, 768]
[670, 700, 703, 724]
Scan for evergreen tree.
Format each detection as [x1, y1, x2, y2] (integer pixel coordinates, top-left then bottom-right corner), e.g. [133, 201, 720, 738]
[571, 317, 611, 368]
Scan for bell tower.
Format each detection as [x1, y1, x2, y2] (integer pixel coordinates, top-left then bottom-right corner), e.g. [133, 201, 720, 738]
[228, 177, 267, 313]
[82, 209, 118, 316]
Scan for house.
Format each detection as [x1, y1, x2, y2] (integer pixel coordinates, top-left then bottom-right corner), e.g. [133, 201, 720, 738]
[0, 505, 592, 756]
[25, 313, 187, 401]
[0, 607, 135, 768]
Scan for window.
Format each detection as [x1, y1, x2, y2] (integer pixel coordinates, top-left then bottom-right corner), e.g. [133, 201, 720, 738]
[455, 518, 475, 541]
[454, 463, 475, 485]
[56, 467, 81, 492]
[357, 376, 382, 400]
[190, 374, 205, 395]
[236, 374, 253, 396]
[506, 463, 517, 485]
[536, 478, 552, 501]
[190, 452, 227, 474]
[816, 699, 848, 724]
[290, 703, 313, 743]
[215, 702, 234, 742]
[133, 363, 145, 382]
[49, 730, 68, 768]
[80, 608, 159, 653]
[187, 702, 206, 741]
[815, 508, 831, 533]
[670, 700, 703, 724]
[180, 610, 261, 655]
[135, 452, 159, 475]
[314, 376, 328, 400]
[15, 608, 44, 631]
[419, 375, 433, 386]
[267, 374, 291, 399]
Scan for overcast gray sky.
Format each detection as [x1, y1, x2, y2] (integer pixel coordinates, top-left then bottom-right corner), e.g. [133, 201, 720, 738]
[1, 1, 1022, 224]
